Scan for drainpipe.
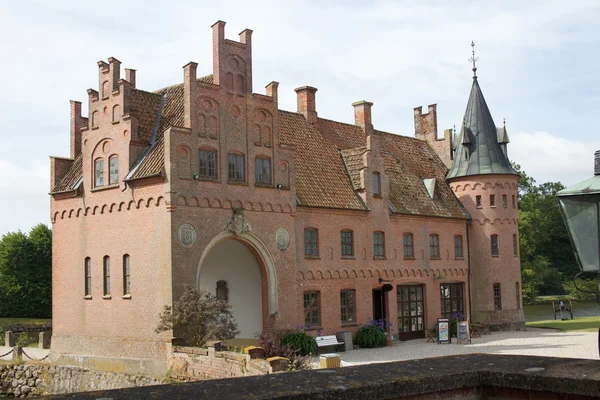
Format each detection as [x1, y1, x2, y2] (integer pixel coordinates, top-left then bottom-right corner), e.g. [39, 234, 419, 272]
[466, 218, 472, 322]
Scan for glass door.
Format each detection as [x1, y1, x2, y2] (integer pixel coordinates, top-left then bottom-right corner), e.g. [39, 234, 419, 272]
[397, 285, 425, 340]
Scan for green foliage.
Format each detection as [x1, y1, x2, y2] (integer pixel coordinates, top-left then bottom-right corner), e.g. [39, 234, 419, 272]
[15, 333, 36, 348]
[155, 284, 239, 347]
[355, 322, 387, 348]
[0, 224, 52, 318]
[256, 331, 312, 371]
[281, 331, 317, 356]
[563, 277, 600, 301]
[512, 163, 578, 299]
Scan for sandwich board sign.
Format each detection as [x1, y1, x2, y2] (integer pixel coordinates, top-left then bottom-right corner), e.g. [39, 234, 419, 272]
[437, 318, 451, 344]
[457, 320, 471, 344]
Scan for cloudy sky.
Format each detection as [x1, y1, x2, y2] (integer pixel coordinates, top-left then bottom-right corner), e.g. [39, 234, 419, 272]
[1, 0, 599, 234]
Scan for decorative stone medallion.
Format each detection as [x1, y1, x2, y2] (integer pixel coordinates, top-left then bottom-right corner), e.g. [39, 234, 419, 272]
[178, 223, 197, 247]
[226, 207, 251, 236]
[276, 228, 290, 250]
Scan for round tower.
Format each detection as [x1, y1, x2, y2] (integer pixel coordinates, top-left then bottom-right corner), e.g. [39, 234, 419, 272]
[447, 58, 525, 329]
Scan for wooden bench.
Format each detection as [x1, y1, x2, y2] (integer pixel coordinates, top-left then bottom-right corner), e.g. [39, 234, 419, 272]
[315, 335, 344, 354]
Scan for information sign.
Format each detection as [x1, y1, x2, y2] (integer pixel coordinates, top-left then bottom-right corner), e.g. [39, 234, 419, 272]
[457, 321, 471, 344]
[437, 318, 451, 344]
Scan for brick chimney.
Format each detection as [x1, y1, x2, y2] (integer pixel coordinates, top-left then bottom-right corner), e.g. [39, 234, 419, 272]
[352, 100, 374, 134]
[70, 100, 86, 159]
[295, 86, 318, 124]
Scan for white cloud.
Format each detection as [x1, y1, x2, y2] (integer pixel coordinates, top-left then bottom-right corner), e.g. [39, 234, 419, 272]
[509, 131, 600, 186]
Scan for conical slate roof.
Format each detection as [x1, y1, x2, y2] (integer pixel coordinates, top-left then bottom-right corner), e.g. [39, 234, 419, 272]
[447, 77, 517, 179]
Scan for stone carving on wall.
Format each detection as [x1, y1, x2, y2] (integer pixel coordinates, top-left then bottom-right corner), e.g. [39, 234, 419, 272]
[276, 228, 289, 250]
[226, 207, 251, 236]
[216, 280, 228, 302]
[178, 223, 197, 247]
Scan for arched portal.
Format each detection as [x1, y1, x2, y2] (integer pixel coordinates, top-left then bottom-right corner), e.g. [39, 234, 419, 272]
[197, 232, 278, 339]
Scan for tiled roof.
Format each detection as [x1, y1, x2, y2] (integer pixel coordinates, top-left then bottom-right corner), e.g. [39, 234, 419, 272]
[129, 89, 162, 143]
[278, 111, 367, 210]
[128, 136, 164, 180]
[340, 147, 368, 190]
[51, 153, 83, 193]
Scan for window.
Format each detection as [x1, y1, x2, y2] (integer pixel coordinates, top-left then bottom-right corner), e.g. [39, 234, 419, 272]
[255, 157, 271, 185]
[493, 283, 502, 310]
[304, 228, 319, 258]
[429, 234, 440, 259]
[84, 258, 92, 297]
[403, 233, 414, 259]
[513, 234, 518, 257]
[373, 231, 385, 258]
[476, 195, 482, 208]
[490, 194, 496, 207]
[512, 195, 516, 208]
[103, 256, 111, 296]
[340, 289, 355, 323]
[491, 234, 499, 257]
[440, 283, 464, 318]
[516, 282, 521, 310]
[502, 194, 507, 208]
[454, 235, 464, 258]
[109, 156, 119, 185]
[372, 172, 381, 196]
[199, 149, 217, 178]
[341, 230, 354, 257]
[95, 158, 104, 187]
[303, 291, 320, 326]
[228, 154, 245, 181]
[123, 254, 130, 296]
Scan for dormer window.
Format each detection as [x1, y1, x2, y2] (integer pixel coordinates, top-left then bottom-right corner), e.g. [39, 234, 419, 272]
[94, 158, 104, 187]
[373, 172, 381, 197]
[109, 155, 119, 185]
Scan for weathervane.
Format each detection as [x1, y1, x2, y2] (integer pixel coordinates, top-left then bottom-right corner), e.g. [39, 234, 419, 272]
[468, 41, 478, 79]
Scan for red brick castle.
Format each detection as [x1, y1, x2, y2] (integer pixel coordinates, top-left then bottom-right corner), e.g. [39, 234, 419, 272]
[49, 21, 524, 373]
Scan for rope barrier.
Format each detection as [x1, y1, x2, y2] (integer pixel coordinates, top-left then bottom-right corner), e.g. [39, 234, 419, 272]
[0, 348, 14, 358]
[21, 348, 50, 361]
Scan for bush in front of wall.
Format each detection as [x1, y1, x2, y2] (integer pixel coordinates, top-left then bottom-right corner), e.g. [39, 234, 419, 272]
[355, 319, 388, 348]
[281, 331, 317, 356]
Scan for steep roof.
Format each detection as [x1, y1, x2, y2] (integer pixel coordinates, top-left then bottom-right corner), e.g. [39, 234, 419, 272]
[51, 153, 83, 193]
[447, 78, 516, 179]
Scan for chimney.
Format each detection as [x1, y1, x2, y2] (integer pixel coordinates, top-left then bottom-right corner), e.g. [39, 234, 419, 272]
[352, 100, 374, 134]
[295, 86, 318, 124]
[70, 101, 85, 159]
[183, 62, 199, 130]
[266, 81, 279, 106]
[212, 20, 226, 86]
[125, 69, 136, 88]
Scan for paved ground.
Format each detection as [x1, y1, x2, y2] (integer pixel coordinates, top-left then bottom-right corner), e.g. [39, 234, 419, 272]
[331, 328, 599, 366]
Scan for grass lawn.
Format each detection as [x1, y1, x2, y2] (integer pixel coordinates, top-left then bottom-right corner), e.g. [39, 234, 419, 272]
[526, 316, 600, 332]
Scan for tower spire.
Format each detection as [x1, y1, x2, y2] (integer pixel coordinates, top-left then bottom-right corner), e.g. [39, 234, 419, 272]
[469, 41, 478, 79]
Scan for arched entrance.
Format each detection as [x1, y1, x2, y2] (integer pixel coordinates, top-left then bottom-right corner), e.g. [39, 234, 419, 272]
[197, 232, 278, 339]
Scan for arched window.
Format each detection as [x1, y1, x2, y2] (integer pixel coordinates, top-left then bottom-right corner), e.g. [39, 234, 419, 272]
[493, 283, 502, 310]
[372, 172, 381, 196]
[109, 155, 119, 185]
[429, 234, 440, 259]
[103, 256, 111, 296]
[403, 233, 414, 259]
[84, 257, 92, 297]
[304, 228, 319, 258]
[123, 254, 130, 296]
[94, 158, 104, 187]
[491, 234, 499, 257]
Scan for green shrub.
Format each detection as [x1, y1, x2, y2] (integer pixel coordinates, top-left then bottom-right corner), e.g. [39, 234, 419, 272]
[355, 320, 387, 348]
[281, 331, 317, 356]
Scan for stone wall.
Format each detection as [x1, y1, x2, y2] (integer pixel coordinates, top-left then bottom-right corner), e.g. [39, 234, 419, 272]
[0, 363, 162, 398]
[171, 346, 270, 381]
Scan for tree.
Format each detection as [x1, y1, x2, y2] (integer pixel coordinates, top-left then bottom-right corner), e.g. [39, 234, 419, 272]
[0, 224, 52, 317]
[155, 285, 239, 347]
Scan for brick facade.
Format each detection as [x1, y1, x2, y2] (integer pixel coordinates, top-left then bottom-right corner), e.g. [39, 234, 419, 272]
[49, 20, 523, 372]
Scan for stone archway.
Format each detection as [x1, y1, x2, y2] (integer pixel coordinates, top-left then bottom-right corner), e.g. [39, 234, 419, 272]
[196, 231, 278, 338]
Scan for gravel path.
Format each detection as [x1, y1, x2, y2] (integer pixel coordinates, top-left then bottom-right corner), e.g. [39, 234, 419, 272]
[332, 328, 599, 366]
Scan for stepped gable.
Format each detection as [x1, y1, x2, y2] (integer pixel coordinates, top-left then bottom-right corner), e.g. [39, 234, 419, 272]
[51, 153, 82, 193]
[278, 110, 366, 210]
[447, 77, 516, 179]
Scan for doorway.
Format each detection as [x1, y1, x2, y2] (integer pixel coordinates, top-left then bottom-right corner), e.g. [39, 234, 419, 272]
[372, 288, 387, 322]
[397, 285, 425, 340]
